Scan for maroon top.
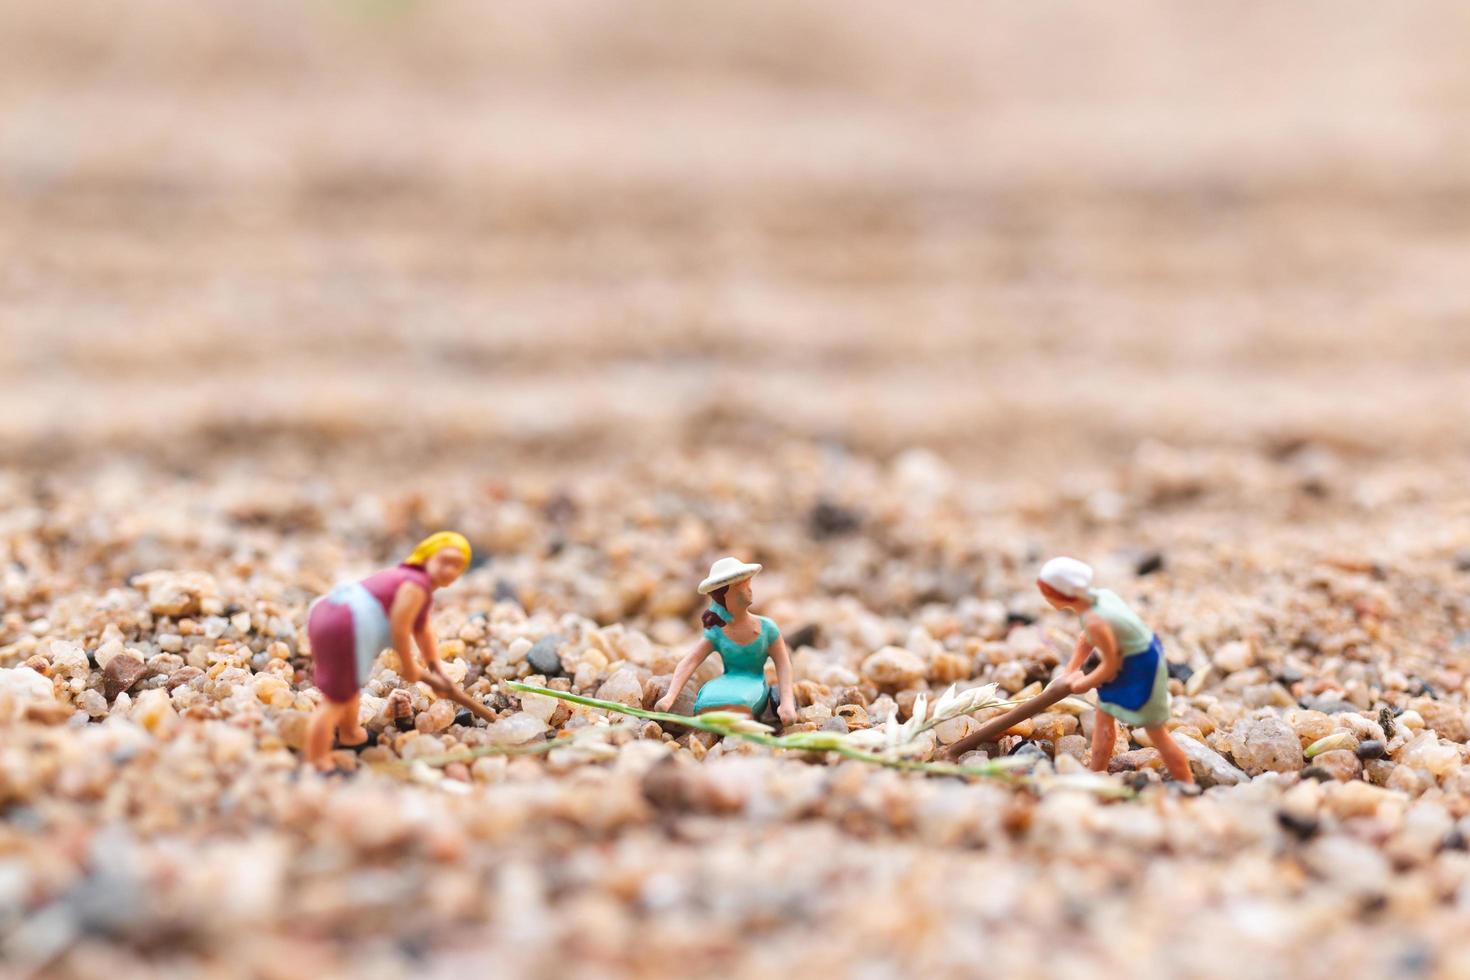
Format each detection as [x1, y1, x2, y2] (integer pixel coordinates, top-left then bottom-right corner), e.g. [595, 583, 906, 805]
[360, 563, 434, 630]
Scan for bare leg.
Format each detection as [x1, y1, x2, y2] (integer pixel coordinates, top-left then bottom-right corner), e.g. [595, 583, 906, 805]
[1089, 707, 1117, 772]
[1147, 724, 1195, 784]
[306, 699, 346, 771]
[338, 692, 368, 746]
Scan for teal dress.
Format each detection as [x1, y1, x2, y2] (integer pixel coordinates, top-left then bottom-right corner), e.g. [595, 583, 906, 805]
[694, 605, 779, 714]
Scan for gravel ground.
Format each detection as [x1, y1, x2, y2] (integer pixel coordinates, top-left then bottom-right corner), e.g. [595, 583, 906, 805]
[3, 3, 1470, 978]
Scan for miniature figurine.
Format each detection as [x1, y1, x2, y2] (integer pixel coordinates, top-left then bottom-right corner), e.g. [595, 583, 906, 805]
[304, 531, 471, 771]
[655, 557, 798, 727]
[1037, 556, 1194, 783]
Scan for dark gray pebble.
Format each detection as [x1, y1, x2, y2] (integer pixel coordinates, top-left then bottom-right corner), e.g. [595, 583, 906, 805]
[348, 729, 379, 752]
[808, 500, 862, 539]
[1008, 740, 1049, 761]
[786, 623, 820, 650]
[526, 635, 564, 677]
[1277, 809, 1320, 840]
[1275, 665, 1305, 686]
[1123, 771, 1151, 792]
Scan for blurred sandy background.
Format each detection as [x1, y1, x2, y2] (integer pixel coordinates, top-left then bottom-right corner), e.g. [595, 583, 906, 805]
[4, 0, 1470, 479]
[4, 3, 1470, 978]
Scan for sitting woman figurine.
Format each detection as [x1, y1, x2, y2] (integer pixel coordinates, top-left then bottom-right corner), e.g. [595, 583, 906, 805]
[304, 531, 471, 771]
[656, 556, 797, 727]
[1038, 556, 1194, 784]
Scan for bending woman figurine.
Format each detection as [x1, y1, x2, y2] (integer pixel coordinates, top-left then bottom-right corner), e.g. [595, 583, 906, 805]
[304, 531, 471, 771]
[1038, 557, 1193, 784]
[656, 557, 797, 727]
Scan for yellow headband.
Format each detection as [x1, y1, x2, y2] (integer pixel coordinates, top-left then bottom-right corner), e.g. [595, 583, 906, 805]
[405, 531, 472, 567]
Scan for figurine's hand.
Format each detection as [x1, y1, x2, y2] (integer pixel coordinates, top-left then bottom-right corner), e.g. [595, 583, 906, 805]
[1062, 669, 1090, 694]
[777, 701, 798, 726]
[654, 694, 677, 714]
[424, 667, 453, 696]
[400, 662, 422, 685]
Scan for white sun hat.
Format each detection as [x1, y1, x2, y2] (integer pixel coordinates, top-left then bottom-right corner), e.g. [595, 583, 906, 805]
[1038, 556, 1094, 598]
[698, 556, 763, 594]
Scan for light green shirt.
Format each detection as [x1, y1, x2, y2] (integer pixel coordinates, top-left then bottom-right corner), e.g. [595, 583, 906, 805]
[1083, 588, 1154, 656]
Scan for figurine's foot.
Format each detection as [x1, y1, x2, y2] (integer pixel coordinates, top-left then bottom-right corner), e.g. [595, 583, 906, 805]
[339, 725, 369, 747]
[309, 755, 338, 774]
[1167, 780, 1202, 797]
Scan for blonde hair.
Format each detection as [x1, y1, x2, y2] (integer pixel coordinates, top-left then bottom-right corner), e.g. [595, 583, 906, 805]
[405, 531, 472, 567]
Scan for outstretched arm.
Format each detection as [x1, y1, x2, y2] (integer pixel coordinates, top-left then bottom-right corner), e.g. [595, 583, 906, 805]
[415, 620, 447, 680]
[655, 637, 714, 713]
[768, 634, 797, 725]
[388, 584, 429, 684]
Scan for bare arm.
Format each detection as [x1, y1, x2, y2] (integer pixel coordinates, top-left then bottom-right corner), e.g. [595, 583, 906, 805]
[416, 621, 456, 695]
[389, 584, 429, 684]
[1064, 631, 1092, 673]
[655, 637, 714, 712]
[1074, 617, 1121, 693]
[768, 634, 797, 725]
[415, 621, 442, 672]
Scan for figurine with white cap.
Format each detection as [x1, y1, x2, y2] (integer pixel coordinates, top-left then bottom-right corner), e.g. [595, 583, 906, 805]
[654, 556, 798, 727]
[1036, 556, 1193, 784]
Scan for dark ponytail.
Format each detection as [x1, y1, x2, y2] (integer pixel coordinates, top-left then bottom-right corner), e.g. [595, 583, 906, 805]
[700, 586, 730, 629]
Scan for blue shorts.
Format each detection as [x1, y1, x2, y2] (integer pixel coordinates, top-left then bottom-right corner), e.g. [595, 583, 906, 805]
[1097, 635, 1163, 712]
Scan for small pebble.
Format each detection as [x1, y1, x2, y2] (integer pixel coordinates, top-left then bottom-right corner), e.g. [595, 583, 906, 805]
[526, 636, 565, 677]
[1357, 739, 1386, 760]
[861, 647, 925, 689]
[596, 668, 645, 708]
[1166, 660, 1194, 683]
[785, 623, 820, 650]
[1309, 749, 1362, 782]
[1380, 706, 1397, 740]
[1229, 716, 1304, 775]
[1276, 665, 1306, 686]
[1277, 810, 1320, 840]
[1008, 741, 1049, 762]
[1213, 641, 1254, 674]
[808, 500, 862, 539]
[102, 654, 147, 700]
